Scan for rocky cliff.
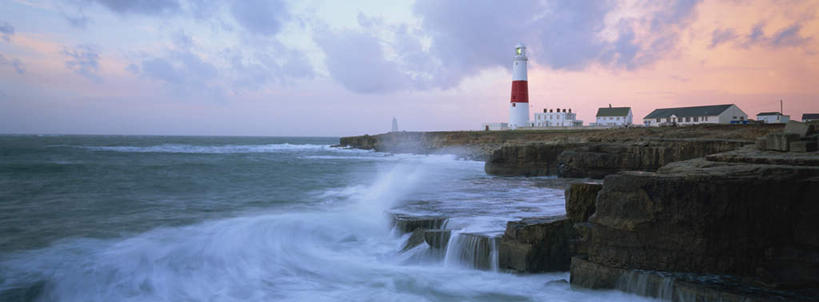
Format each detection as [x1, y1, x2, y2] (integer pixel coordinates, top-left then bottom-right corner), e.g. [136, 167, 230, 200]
[338, 124, 783, 162]
[570, 143, 819, 300]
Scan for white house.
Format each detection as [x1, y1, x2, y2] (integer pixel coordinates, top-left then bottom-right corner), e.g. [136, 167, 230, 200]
[533, 108, 582, 127]
[756, 112, 789, 124]
[643, 104, 748, 127]
[595, 106, 632, 127]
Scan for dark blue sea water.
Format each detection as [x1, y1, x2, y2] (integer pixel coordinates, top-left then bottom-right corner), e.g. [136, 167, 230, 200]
[0, 135, 652, 301]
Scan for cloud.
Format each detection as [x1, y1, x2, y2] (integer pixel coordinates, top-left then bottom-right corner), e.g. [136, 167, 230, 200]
[131, 47, 225, 101]
[0, 21, 14, 42]
[315, 0, 704, 94]
[314, 29, 408, 93]
[743, 22, 812, 48]
[63, 44, 101, 81]
[0, 53, 25, 74]
[710, 28, 738, 48]
[230, 0, 288, 36]
[84, 0, 180, 15]
[61, 9, 91, 29]
[770, 23, 811, 47]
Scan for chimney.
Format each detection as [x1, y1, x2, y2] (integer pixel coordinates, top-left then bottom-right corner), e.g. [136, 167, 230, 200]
[568, 108, 572, 113]
[544, 109, 547, 113]
[609, 104, 612, 108]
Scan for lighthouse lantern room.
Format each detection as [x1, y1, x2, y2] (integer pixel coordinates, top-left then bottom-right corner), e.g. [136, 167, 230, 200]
[509, 43, 529, 128]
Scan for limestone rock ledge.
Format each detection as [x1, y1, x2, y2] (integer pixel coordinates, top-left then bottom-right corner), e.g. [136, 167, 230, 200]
[571, 257, 816, 301]
[572, 147, 819, 300]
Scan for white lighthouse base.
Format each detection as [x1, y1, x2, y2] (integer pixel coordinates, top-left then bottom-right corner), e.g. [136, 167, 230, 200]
[509, 102, 530, 129]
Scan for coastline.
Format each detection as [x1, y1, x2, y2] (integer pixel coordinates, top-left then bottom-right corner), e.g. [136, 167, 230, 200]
[338, 123, 819, 301]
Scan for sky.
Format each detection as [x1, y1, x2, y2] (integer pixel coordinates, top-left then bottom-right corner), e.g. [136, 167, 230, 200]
[0, 0, 818, 136]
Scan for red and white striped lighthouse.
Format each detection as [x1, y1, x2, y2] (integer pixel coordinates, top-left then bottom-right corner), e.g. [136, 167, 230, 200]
[509, 43, 529, 128]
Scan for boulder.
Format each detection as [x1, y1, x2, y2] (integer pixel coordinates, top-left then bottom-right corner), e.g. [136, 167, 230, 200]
[565, 183, 602, 223]
[498, 216, 576, 272]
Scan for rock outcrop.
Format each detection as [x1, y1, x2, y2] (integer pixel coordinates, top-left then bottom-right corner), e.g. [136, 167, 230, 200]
[564, 183, 602, 223]
[571, 257, 813, 301]
[498, 216, 575, 272]
[391, 214, 448, 234]
[570, 141, 819, 300]
[339, 124, 783, 161]
[484, 143, 579, 176]
[556, 139, 750, 178]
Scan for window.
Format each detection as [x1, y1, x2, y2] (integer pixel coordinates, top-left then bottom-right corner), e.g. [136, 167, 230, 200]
[694, 117, 698, 122]
[656, 118, 661, 122]
[685, 117, 690, 122]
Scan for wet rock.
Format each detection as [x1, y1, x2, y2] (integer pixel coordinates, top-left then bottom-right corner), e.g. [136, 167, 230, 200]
[570, 257, 816, 301]
[401, 228, 426, 252]
[583, 156, 819, 289]
[484, 143, 577, 176]
[565, 183, 602, 223]
[446, 232, 498, 270]
[498, 216, 575, 272]
[423, 229, 451, 249]
[391, 214, 448, 234]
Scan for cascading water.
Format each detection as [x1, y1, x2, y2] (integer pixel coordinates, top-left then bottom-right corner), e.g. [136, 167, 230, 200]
[443, 232, 500, 271]
[616, 270, 677, 301]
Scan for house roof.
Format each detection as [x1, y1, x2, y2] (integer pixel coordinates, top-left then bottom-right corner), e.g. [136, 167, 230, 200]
[596, 107, 631, 117]
[803, 113, 819, 120]
[644, 104, 734, 119]
[757, 112, 783, 116]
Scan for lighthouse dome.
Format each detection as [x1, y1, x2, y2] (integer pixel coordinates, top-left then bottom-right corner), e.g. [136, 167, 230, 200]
[515, 43, 527, 56]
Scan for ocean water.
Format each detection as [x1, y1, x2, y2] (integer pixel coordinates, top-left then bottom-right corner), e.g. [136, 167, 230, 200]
[0, 135, 654, 302]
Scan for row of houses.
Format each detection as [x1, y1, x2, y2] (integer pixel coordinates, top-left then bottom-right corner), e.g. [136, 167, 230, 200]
[593, 104, 818, 127]
[483, 104, 817, 130]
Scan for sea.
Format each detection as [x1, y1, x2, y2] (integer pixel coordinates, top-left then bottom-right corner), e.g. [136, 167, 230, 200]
[0, 135, 654, 302]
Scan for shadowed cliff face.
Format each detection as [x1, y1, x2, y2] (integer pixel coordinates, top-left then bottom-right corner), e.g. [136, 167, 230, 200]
[571, 149, 819, 299]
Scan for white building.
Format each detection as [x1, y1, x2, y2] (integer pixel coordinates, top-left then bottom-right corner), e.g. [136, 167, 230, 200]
[509, 43, 530, 129]
[533, 108, 582, 127]
[391, 117, 399, 132]
[756, 112, 789, 124]
[595, 106, 632, 127]
[643, 104, 748, 127]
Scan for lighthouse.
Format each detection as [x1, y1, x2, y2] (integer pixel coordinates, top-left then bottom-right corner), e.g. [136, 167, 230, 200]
[509, 43, 529, 129]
